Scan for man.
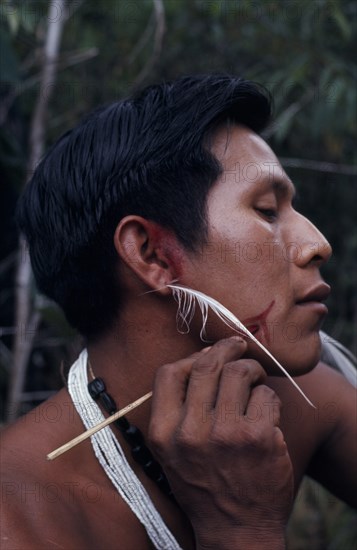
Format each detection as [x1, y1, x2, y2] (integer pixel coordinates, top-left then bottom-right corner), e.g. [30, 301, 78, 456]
[1, 74, 356, 549]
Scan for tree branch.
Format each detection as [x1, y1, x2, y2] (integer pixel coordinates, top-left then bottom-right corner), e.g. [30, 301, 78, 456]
[126, 12, 156, 67]
[0, 48, 98, 126]
[263, 88, 315, 139]
[280, 157, 357, 176]
[7, 0, 67, 421]
[132, 0, 165, 88]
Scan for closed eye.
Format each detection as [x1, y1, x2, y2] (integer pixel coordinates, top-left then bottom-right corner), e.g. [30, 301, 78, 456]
[256, 208, 278, 221]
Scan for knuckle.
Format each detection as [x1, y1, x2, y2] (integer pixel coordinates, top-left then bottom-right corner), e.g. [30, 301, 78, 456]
[273, 427, 289, 454]
[240, 424, 266, 448]
[224, 359, 265, 379]
[214, 336, 247, 353]
[209, 424, 230, 447]
[157, 362, 177, 376]
[191, 358, 220, 378]
[245, 358, 266, 376]
[273, 426, 287, 451]
[155, 362, 181, 384]
[269, 392, 282, 412]
[253, 384, 280, 403]
[224, 361, 252, 379]
[239, 425, 260, 447]
[175, 424, 200, 450]
[215, 337, 242, 348]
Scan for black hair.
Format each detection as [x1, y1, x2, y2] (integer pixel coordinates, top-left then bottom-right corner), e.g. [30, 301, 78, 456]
[16, 74, 271, 339]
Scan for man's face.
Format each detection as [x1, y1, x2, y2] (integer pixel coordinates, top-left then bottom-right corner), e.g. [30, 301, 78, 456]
[183, 125, 332, 375]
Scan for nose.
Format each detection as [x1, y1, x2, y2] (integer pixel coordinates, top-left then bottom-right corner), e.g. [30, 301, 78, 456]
[292, 213, 332, 268]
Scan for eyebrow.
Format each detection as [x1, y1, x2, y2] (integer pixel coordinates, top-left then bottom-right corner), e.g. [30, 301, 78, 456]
[263, 176, 296, 200]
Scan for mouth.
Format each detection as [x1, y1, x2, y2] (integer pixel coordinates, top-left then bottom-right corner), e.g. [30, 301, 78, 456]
[295, 283, 331, 315]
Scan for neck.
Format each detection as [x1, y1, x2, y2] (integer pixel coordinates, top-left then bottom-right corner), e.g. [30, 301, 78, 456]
[86, 295, 201, 437]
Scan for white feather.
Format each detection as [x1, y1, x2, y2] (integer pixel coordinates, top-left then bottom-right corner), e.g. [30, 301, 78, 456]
[168, 283, 315, 408]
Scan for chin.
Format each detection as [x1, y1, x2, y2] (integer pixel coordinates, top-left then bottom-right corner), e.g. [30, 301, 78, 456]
[249, 333, 322, 377]
[282, 338, 322, 376]
[284, 353, 320, 376]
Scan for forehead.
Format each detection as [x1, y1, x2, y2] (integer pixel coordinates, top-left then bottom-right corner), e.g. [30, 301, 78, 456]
[210, 124, 294, 192]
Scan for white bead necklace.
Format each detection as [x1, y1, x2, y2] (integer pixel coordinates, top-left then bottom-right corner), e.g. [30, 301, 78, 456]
[68, 349, 182, 550]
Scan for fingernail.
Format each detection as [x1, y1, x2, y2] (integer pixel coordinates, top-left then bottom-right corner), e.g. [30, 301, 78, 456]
[201, 346, 212, 353]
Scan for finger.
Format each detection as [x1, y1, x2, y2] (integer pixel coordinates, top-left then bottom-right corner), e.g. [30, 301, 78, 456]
[214, 359, 266, 421]
[149, 346, 211, 437]
[184, 337, 248, 414]
[245, 385, 281, 427]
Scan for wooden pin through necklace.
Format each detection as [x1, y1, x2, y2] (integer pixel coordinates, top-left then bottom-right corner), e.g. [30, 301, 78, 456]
[46, 391, 153, 461]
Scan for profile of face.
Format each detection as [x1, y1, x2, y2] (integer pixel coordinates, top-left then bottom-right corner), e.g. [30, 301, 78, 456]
[182, 125, 332, 375]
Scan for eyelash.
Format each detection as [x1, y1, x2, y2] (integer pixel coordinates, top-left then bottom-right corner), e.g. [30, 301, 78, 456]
[256, 208, 278, 221]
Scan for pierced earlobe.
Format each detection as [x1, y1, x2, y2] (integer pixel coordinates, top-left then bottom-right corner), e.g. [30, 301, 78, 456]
[113, 216, 182, 294]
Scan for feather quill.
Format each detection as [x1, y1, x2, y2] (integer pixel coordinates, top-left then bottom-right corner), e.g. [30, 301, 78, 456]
[47, 282, 315, 460]
[167, 283, 315, 408]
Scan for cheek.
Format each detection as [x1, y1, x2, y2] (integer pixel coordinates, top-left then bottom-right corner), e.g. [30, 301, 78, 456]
[188, 221, 292, 325]
[210, 218, 285, 268]
[207, 236, 287, 299]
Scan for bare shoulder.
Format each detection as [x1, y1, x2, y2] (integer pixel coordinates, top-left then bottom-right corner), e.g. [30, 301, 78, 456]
[298, 361, 356, 403]
[268, 362, 356, 506]
[0, 401, 81, 549]
[0, 467, 60, 550]
[0, 393, 155, 549]
[293, 361, 356, 446]
[304, 362, 356, 507]
[268, 361, 355, 429]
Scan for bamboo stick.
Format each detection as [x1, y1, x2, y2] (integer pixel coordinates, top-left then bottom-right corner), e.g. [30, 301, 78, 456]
[47, 391, 153, 461]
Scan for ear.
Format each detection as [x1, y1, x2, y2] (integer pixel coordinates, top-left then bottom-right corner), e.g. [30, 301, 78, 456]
[114, 216, 181, 295]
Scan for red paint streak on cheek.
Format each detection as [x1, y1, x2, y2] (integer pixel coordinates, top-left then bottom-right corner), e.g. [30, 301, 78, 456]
[150, 225, 184, 279]
[242, 300, 275, 344]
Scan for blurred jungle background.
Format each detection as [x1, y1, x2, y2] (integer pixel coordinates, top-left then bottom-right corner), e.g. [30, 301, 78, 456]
[1, 0, 356, 547]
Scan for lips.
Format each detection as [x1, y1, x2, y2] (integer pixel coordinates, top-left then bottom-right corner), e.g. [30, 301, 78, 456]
[296, 283, 331, 305]
[295, 283, 331, 319]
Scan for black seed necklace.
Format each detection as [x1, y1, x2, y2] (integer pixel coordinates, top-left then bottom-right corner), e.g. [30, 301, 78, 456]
[87, 363, 174, 501]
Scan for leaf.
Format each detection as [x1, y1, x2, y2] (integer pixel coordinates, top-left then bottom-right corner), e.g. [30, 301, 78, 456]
[331, 7, 351, 40]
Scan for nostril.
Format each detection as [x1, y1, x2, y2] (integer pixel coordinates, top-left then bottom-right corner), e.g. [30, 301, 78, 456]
[317, 242, 333, 265]
[307, 240, 332, 267]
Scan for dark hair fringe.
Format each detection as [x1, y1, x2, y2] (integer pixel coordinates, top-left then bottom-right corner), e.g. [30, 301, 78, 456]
[16, 74, 271, 339]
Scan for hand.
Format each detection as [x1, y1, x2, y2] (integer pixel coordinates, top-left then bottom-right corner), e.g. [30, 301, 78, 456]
[148, 337, 294, 550]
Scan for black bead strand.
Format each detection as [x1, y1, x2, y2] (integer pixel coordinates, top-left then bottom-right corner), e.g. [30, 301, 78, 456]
[87, 376, 174, 500]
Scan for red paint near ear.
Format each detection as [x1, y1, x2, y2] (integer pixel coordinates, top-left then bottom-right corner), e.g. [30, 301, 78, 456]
[149, 224, 184, 279]
[243, 300, 275, 344]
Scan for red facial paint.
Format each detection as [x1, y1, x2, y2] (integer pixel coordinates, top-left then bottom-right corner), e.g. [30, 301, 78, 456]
[150, 223, 184, 279]
[243, 300, 275, 344]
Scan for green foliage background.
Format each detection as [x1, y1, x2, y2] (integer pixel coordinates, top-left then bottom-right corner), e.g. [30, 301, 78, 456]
[1, 1, 356, 547]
